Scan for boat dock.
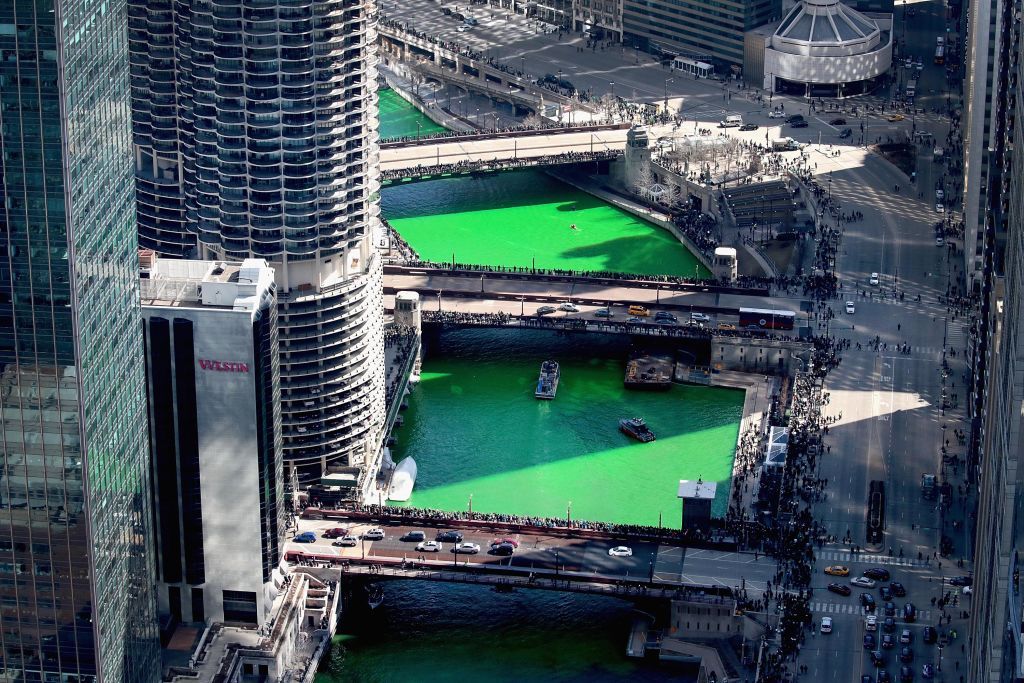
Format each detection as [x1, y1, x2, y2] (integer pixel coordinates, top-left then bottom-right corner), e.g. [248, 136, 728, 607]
[624, 353, 674, 390]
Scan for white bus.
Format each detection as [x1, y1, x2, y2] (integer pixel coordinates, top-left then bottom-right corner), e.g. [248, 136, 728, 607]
[672, 56, 712, 79]
[906, 79, 917, 98]
[719, 114, 743, 128]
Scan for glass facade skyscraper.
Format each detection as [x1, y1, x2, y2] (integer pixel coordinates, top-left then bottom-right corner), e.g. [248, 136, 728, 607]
[0, 0, 160, 680]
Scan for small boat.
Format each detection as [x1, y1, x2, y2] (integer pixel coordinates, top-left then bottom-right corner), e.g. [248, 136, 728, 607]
[367, 584, 384, 609]
[535, 360, 560, 399]
[388, 457, 418, 501]
[619, 417, 656, 443]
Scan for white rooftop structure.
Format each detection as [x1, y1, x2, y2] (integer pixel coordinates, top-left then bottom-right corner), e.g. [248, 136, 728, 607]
[754, 0, 893, 97]
[764, 426, 791, 470]
[678, 479, 718, 500]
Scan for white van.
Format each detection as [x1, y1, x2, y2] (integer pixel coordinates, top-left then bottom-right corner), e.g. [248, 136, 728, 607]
[720, 115, 742, 128]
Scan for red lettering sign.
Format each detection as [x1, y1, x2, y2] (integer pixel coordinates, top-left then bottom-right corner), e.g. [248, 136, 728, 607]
[198, 359, 249, 373]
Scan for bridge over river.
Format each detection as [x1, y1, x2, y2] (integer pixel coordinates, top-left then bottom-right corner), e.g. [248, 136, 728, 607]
[286, 511, 777, 599]
[378, 124, 631, 177]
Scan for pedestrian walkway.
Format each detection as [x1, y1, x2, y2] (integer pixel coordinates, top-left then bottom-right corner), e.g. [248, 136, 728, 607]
[819, 550, 930, 567]
[944, 319, 967, 350]
[809, 601, 933, 621]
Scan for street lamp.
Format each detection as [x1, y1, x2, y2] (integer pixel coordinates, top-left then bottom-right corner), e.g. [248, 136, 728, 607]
[664, 77, 674, 111]
[566, 501, 572, 526]
[468, 493, 474, 518]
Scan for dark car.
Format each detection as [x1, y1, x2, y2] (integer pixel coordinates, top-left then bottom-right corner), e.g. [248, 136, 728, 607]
[863, 677, 874, 683]
[436, 530, 463, 542]
[922, 662, 935, 678]
[900, 646, 913, 662]
[790, 120, 809, 128]
[739, 123, 759, 131]
[881, 634, 895, 649]
[878, 669, 892, 683]
[870, 650, 886, 666]
[880, 586, 893, 601]
[838, 128, 853, 139]
[401, 530, 426, 542]
[321, 527, 349, 539]
[864, 567, 891, 581]
[900, 664, 915, 681]
[293, 531, 317, 543]
[786, 114, 805, 124]
[828, 583, 852, 596]
[654, 311, 678, 322]
[490, 543, 515, 556]
[829, 117, 847, 125]
[883, 617, 896, 633]
[864, 633, 876, 650]
[950, 575, 973, 587]
[884, 601, 897, 616]
[903, 603, 917, 622]
[891, 581, 907, 597]
[923, 626, 937, 644]
[861, 593, 877, 610]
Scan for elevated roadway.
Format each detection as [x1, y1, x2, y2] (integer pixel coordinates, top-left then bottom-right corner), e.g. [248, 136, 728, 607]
[378, 125, 630, 173]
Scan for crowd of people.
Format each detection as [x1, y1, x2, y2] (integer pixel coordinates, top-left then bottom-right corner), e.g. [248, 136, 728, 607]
[380, 120, 611, 146]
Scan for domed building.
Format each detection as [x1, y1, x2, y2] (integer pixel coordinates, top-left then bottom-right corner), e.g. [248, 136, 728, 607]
[745, 0, 893, 98]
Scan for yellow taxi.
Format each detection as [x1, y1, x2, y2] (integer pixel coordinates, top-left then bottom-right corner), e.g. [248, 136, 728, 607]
[627, 305, 650, 316]
[824, 565, 850, 576]
[886, 114, 905, 122]
[718, 322, 737, 331]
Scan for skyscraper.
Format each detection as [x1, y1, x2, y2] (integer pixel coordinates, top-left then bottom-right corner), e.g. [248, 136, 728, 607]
[0, 0, 160, 680]
[129, 0, 387, 484]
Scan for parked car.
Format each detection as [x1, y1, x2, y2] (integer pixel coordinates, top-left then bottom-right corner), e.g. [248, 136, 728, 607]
[536, 305, 557, 315]
[828, 583, 852, 596]
[864, 567, 891, 581]
[436, 530, 464, 542]
[415, 540, 442, 552]
[825, 565, 850, 576]
[293, 532, 317, 543]
[362, 528, 385, 540]
[820, 616, 833, 633]
[891, 582, 907, 597]
[608, 546, 633, 557]
[452, 542, 481, 554]
[851, 576, 877, 588]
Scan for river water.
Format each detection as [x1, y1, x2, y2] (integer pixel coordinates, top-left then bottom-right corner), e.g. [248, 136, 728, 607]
[378, 87, 447, 140]
[391, 329, 742, 524]
[312, 90, 726, 683]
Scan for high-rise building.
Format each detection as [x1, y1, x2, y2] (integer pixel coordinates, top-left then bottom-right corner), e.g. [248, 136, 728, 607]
[140, 255, 285, 626]
[128, 0, 388, 485]
[965, 2, 1023, 677]
[0, 0, 160, 680]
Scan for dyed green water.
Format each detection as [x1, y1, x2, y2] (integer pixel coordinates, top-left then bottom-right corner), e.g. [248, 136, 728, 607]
[378, 87, 447, 140]
[381, 171, 710, 278]
[392, 329, 742, 523]
[316, 582, 695, 683]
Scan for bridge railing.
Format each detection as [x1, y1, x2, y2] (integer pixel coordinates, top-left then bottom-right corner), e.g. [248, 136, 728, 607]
[380, 121, 630, 149]
[301, 506, 739, 551]
[382, 150, 621, 180]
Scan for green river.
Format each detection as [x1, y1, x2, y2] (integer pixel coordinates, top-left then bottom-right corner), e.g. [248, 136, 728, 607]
[378, 87, 447, 140]
[314, 88, 734, 683]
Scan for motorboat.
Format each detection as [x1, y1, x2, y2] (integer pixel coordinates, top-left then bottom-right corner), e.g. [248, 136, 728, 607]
[535, 360, 560, 399]
[619, 417, 656, 443]
[367, 584, 384, 609]
[387, 457, 418, 501]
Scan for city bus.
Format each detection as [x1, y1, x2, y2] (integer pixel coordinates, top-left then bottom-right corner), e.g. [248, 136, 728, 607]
[738, 308, 796, 330]
[906, 79, 917, 98]
[867, 480, 886, 544]
[934, 45, 945, 64]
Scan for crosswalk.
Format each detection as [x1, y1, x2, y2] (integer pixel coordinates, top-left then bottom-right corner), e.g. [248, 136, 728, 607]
[819, 550, 930, 567]
[945, 320, 968, 350]
[809, 601, 932, 621]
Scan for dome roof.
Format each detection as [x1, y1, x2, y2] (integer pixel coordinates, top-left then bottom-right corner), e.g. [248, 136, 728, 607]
[774, 0, 880, 47]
